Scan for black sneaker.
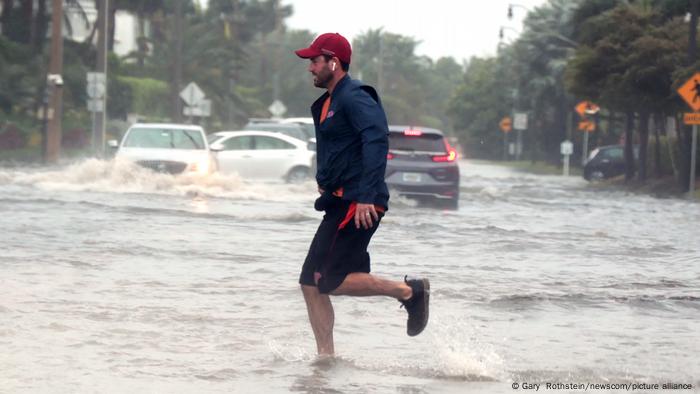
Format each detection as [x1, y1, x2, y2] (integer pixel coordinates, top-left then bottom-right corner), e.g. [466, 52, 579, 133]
[400, 276, 430, 336]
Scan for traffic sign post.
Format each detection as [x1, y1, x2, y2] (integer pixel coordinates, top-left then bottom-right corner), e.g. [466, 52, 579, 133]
[180, 82, 205, 107]
[561, 140, 573, 176]
[499, 117, 512, 160]
[86, 72, 106, 156]
[692, 125, 698, 195]
[677, 73, 700, 196]
[268, 100, 287, 118]
[575, 101, 599, 166]
[180, 82, 211, 122]
[183, 99, 211, 117]
[513, 113, 527, 160]
[575, 101, 600, 117]
[499, 117, 512, 133]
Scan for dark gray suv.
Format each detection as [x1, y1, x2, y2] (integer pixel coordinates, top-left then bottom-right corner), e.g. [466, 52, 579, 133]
[385, 126, 460, 209]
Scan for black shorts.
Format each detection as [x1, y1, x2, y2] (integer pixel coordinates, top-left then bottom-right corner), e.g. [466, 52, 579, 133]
[299, 197, 384, 294]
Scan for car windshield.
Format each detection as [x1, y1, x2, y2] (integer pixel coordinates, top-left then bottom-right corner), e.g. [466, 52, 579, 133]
[389, 133, 445, 152]
[123, 128, 205, 149]
[601, 148, 623, 159]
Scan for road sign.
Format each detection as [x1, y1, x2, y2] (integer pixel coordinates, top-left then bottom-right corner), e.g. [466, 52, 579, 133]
[678, 73, 700, 197]
[87, 98, 104, 112]
[87, 72, 105, 84]
[578, 120, 595, 132]
[684, 113, 700, 125]
[87, 82, 105, 99]
[183, 99, 211, 117]
[180, 82, 205, 106]
[561, 140, 573, 176]
[575, 100, 600, 116]
[514, 113, 528, 130]
[499, 116, 512, 132]
[268, 100, 287, 118]
[560, 140, 573, 155]
[677, 72, 700, 112]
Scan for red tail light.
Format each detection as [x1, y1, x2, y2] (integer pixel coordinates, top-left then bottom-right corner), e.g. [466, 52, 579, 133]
[387, 152, 395, 160]
[432, 138, 458, 162]
[431, 150, 457, 162]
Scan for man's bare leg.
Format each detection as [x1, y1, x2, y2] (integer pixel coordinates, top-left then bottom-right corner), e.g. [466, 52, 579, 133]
[333, 272, 430, 337]
[301, 284, 335, 356]
[331, 273, 412, 299]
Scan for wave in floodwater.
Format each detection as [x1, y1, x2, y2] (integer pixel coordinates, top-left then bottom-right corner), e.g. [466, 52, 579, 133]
[0, 158, 318, 202]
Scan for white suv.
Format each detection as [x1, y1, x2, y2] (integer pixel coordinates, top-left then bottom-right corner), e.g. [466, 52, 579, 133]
[110, 123, 217, 175]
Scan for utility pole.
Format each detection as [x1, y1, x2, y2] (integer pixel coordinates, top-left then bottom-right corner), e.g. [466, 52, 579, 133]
[94, 0, 108, 157]
[45, 0, 64, 163]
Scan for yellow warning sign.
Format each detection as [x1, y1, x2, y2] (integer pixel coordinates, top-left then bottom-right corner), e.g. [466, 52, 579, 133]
[677, 73, 700, 112]
[575, 101, 600, 117]
[578, 120, 595, 132]
[683, 112, 700, 125]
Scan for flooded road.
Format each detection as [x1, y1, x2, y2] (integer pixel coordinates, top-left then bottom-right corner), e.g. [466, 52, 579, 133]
[1, 159, 698, 393]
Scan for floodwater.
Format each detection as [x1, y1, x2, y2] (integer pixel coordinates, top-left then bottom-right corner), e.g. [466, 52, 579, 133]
[1, 158, 698, 393]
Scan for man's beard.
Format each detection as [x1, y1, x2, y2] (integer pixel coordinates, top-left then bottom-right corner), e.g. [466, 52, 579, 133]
[313, 67, 333, 88]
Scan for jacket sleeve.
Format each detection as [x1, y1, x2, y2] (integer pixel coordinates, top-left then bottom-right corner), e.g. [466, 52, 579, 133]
[347, 88, 389, 204]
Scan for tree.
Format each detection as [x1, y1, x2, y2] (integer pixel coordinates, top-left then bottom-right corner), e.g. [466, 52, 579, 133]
[352, 29, 461, 130]
[510, 0, 582, 163]
[567, 3, 689, 181]
[449, 56, 513, 158]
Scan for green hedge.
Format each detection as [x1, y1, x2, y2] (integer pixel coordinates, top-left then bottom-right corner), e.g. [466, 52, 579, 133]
[117, 76, 170, 119]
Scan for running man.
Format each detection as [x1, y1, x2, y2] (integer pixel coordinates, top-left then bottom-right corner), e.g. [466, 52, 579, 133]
[295, 33, 430, 356]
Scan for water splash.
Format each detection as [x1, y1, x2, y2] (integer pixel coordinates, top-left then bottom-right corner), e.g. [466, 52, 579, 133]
[0, 158, 317, 202]
[427, 316, 505, 381]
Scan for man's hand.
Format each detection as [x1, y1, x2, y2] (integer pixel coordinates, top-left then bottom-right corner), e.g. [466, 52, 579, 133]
[354, 202, 379, 229]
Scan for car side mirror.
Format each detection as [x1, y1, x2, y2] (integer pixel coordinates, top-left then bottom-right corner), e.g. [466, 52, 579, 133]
[107, 139, 119, 149]
[210, 143, 224, 152]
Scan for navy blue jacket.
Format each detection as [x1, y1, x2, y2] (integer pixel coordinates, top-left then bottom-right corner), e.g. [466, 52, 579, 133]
[311, 75, 390, 209]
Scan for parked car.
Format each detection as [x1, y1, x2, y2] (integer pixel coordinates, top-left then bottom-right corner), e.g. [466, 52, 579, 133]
[243, 120, 313, 143]
[109, 123, 217, 175]
[207, 130, 315, 183]
[583, 144, 639, 181]
[384, 125, 460, 209]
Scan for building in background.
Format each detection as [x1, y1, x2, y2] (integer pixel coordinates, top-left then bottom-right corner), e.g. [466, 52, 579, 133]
[65, 0, 148, 58]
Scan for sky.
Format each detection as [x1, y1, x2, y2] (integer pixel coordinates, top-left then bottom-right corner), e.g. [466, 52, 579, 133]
[283, 0, 550, 63]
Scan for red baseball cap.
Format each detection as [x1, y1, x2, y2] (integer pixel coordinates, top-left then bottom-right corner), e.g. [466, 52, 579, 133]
[295, 32, 352, 64]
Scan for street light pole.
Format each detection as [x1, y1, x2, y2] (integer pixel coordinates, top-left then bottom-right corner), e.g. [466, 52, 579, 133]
[508, 3, 531, 20]
[499, 26, 520, 41]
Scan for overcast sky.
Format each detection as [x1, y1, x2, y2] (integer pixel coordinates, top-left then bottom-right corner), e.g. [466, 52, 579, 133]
[283, 0, 550, 63]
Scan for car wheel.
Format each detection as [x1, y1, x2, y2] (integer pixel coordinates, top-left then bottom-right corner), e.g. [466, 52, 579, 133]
[286, 166, 310, 183]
